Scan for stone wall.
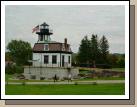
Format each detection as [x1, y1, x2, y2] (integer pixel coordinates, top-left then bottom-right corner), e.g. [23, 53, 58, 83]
[23, 66, 79, 80]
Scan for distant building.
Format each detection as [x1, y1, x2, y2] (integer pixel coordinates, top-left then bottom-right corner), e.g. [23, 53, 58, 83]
[24, 22, 79, 80]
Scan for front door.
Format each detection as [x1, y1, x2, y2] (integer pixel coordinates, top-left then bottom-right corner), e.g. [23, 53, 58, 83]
[62, 55, 64, 67]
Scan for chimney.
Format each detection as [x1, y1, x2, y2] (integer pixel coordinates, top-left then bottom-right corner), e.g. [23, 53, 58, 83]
[64, 38, 67, 50]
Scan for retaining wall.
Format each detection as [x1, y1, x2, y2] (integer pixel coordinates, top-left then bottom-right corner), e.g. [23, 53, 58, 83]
[23, 66, 79, 80]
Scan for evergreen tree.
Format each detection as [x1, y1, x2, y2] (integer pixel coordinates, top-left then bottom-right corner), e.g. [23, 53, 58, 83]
[77, 34, 110, 67]
[99, 35, 109, 63]
[78, 36, 91, 64]
[90, 34, 100, 67]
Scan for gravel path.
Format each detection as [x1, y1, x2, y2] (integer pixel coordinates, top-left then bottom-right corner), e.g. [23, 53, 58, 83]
[6, 80, 125, 85]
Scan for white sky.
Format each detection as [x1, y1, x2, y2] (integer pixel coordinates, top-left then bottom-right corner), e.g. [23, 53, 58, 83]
[5, 5, 125, 53]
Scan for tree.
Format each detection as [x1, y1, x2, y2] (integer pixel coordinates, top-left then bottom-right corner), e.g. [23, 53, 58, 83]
[90, 34, 100, 67]
[72, 53, 78, 66]
[7, 40, 32, 65]
[78, 36, 91, 64]
[108, 54, 118, 67]
[99, 35, 109, 63]
[77, 34, 110, 67]
[5, 52, 13, 61]
[117, 58, 125, 68]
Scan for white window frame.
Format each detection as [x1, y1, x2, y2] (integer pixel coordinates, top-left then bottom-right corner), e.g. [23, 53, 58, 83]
[62, 44, 65, 51]
[44, 44, 49, 51]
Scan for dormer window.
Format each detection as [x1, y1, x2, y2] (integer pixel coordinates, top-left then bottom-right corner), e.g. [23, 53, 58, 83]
[44, 44, 49, 51]
[62, 44, 65, 51]
[69, 47, 71, 52]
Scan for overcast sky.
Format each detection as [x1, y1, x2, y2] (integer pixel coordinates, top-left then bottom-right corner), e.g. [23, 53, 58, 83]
[5, 5, 125, 53]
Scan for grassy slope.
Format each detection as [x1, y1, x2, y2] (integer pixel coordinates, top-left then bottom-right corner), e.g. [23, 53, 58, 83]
[5, 84, 125, 95]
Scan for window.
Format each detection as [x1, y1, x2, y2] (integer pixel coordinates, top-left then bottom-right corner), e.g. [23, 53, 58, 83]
[52, 55, 57, 64]
[62, 44, 65, 51]
[39, 35, 44, 41]
[44, 55, 49, 64]
[68, 56, 71, 64]
[44, 44, 49, 51]
[69, 47, 71, 52]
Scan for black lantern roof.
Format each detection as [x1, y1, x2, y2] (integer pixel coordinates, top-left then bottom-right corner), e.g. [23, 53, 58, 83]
[36, 22, 53, 35]
[40, 22, 49, 26]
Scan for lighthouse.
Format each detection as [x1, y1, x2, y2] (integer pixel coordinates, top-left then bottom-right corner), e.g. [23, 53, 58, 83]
[32, 22, 72, 67]
[36, 22, 52, 43]
[24, 22, 79, 80]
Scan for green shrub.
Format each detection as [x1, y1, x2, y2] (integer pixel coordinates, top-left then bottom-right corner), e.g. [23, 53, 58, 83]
[5, 65, 23, 74]
[5, 65, 14, 74]
[15, 66, 23, 74]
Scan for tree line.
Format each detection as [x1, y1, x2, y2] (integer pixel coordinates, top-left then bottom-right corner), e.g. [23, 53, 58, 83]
[5, 36, 125, 73]
[72, 34, 125, 68]
[78, 34, 109, 66]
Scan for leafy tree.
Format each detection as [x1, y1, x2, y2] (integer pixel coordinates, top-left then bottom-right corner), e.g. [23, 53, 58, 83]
[99, 35, 109, 63]
[5, 65, 14, 74]
[117, 58, 125, 68]
[5, 52, 13, 61]
[108, 54, 118, 67]
[107, 53, 125, 68]
[115, 54, 125, 68]
[7, 40, 32, 65]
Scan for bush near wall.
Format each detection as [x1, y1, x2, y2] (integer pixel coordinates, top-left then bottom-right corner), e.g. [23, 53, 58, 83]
[96, 64, 112, 69]
[5, 65, 23, 74]
[77, 63, 112, 69]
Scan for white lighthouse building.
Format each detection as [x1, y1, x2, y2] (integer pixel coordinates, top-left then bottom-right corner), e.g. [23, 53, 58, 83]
[24, 22, 79, 80]
[32, 22, 72, 68]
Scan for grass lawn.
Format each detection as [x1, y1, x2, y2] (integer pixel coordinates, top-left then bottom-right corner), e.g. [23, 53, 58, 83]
[5, 83, 125, 95]
[5, 74, 13, 81]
